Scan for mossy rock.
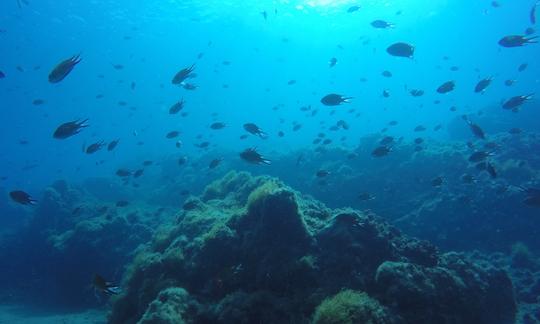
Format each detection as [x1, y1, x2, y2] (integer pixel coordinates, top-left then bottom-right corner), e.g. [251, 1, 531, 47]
[312, 290, 396, 324]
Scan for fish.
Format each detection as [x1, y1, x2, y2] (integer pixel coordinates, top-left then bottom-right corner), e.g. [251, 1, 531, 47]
[261, 11, 267, 20]
[210, 122, 226, 130]
[387, 42, 414, 58]
[116, 200, 129, 207]
[53, 119, 88, 139]
[380, 136, 394, 146]
[166, 131, 180, 139]
[239, 148, 271, 165]
[86, 141, 105, 154]
[9, 190, 37, 205]
[431, 176, 444, 187]
[182, 83, 198, 90]
[316, 170, 330, 178]
[169, 99, 185, 114]
[409, 89, 424, 97]
[93, 274, 121, 295]
[485, 162, 497, 178]
[437, 81, 455, 94]
[502, 94, 534, 111]
[468, 151, 491, 163]
[209, 158, 223, 169]
[0, 70, 5, 78]
[108, 139, 120, 151]
[178, 157, 188, 165]
[357, 193, 375, 201]
[498, 35, 537, 47]
[329, 57, 337, 67]
[474, 77, 492, 93]
[504, 79, 516, 87]
[414, 125, 426, 132]
[243, 123, 267, 138]
[320, 94, 352, 106]
[48, 54, 81, 83]
[347, 5, 360, 13]
[172, 64, 195, 84]
[531, 2, 538, 24]
[372, 146, 391, 157]
[523, 195, 540, 207]
[381, 70, 392, 77]
[518, 63, 528, 72]
[464, 118, 485, 139]
[32, 99, 45, 105]
[133, 169, 144, 178]
[371, 20, 394, 29]
[116, 169, 132, 177]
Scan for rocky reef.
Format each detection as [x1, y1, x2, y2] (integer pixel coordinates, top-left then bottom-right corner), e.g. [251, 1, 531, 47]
[0, 179, 174, 307]
[108, 171, 517, 324]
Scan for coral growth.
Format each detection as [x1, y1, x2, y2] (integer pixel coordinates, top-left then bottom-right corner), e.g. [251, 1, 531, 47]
[108, 171, 516, 324]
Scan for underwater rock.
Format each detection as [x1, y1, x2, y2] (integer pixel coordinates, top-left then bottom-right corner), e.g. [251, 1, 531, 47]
[376, 252, 516, 324]
[109, 171, 516, 324]
[138, 287, 196, 324]
[312, 289, 398, 324]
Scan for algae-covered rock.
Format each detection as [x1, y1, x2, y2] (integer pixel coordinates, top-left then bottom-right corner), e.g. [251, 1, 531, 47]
[138, 287, 195, 324]
[312, 290, 397, 324]
[109, 171, 517, 324]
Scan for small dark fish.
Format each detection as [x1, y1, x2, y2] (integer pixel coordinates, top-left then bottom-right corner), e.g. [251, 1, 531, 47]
[474, 77, 492, 93]
[261, 11, 268, 20]
[508, 128, 522, 135]
[93, 274, 121, 295]
[53, 119, 88, 139]
[316, 170, 330, 178]
[525, 27, 536, 35]
[380, 136, 394, 146]
[504, 79, 516, 87]
[116, 200, 129, 207]
[183, 200, 198, 210]
[431, 176, 444, 187]
[357, 192, 375, 201]
[485, 162, 497, 178]
[321, 93, 352, 106]
[414, 138, 424, 144]
[243, 123, 267, 138]
[382, 89, 390, 98]
[86, 141, 105, 154]
[195, 141, 210, 149]
[518, 63, 528, 72]
[0, 70, 5, 79]
[409, 89, 424, 97]
[287, 80, 296, 85]
[531, 2, 538, 24]
[209, 158, 223, 169]
[414, 125, 426, 132]
[9, 190, 37, 205]
[239, 148, 271, 165]
[372, 146, 391, 157]
[48, 54, 81, 83]
[172, 64, 195, 84]
[371, 20, 394, 29]
[116, 169, 132, 177]
[469, 151, 491, 163]
[329, 57, 337, 67]
[387, 42, 414, 58]
[143, 160, 153, 166]
[131, 82, 136, 90]
[169, 98, 185, 114]
[178, 157, 188, 165]
[347, 5, 360, 13]
[464, 118, 485, 139]
[498, 35, 537, 47]
[437, 80, 455, 94]
[182, 83, 198, 90]
[166, 131, 180, 139]
[278, 131, 284, 137]
[461, 174, 476, 184]
[112, 64, 124, 70]
[108, 139, 119, 151]
[210, 122, 226, 130]
[381, 70, 392, 77]
[32, 99, 45, 105]
[133, 169, 144, 178]
[523, 195, 540, 207]
[502, 94, 534, 111]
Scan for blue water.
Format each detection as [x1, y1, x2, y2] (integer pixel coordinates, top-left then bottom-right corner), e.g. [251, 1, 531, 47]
[1, 0, 539, 321]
